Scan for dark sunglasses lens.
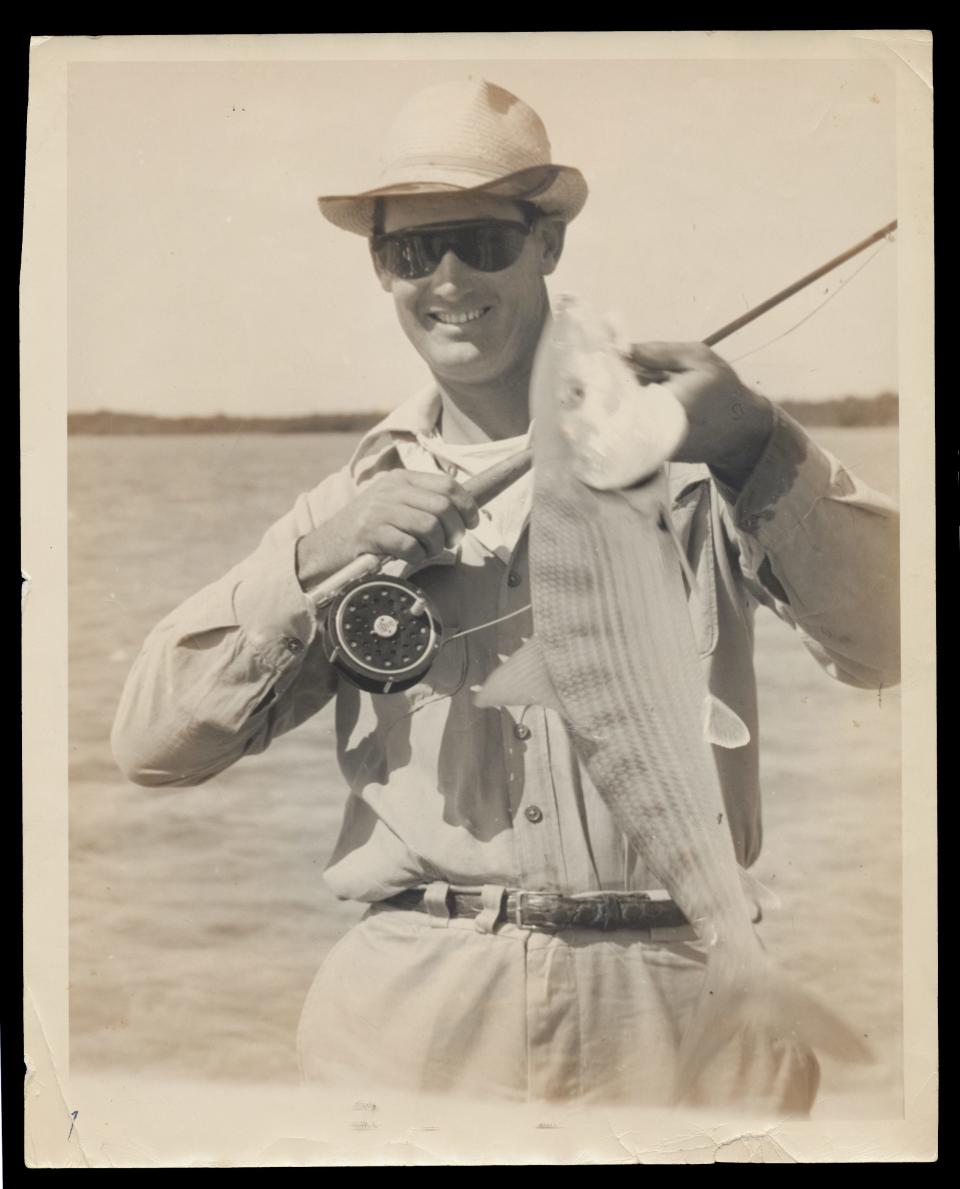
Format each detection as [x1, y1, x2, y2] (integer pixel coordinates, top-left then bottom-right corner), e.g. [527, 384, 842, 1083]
[376, 235, 432, 280]
[457, 224, 527, 271]
[376, 222, 528, 279]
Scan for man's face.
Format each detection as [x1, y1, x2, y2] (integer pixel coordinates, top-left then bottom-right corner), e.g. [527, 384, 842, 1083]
[374, 194, 565, 389]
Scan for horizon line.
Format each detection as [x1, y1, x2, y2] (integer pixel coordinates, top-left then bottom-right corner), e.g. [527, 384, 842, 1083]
[68, 392, 900, 420]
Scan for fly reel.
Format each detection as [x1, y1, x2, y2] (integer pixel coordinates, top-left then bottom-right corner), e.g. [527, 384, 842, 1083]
[319, 575, 444, 694]
[309, 448, 534, 694]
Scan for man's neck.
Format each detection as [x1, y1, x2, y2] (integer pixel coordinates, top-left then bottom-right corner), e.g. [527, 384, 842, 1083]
[435, 367, 532, 444]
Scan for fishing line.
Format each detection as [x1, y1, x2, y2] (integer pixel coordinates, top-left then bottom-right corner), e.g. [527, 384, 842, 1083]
[443, 603, 533, 644]
[727, 241, 891, 366]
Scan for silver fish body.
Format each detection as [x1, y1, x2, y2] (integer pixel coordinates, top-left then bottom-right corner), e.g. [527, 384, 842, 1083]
[477, 297, 871, 1102]
[532, 476, 754, 951]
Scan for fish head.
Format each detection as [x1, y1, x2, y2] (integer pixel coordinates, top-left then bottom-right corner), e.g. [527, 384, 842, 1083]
[531, 294, 688, 490]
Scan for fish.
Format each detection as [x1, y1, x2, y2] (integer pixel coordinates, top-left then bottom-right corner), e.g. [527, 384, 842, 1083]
[476, 294, 871, 1103]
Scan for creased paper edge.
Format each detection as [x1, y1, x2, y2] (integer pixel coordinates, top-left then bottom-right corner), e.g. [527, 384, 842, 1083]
[24, 987, 89, 1168]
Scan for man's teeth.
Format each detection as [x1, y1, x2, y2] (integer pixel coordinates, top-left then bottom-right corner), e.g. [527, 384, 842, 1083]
[432, 308, 488, 325]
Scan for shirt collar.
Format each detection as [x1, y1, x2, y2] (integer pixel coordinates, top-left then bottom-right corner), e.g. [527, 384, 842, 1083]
[347, 383, 442, 482]
[667, 460, 712, 504]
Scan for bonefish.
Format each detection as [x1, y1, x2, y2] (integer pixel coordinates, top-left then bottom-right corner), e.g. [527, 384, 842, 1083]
[476, 296, 871, 1103]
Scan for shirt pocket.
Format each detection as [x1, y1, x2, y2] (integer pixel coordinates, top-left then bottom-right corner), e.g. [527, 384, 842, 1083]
[671, 481, 719, 659]
[394, 561, 471, 707]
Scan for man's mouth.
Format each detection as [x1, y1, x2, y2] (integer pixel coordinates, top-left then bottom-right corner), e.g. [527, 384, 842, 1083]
[429, 307, 491, 326]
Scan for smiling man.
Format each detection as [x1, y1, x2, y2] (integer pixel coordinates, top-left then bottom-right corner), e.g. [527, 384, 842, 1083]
[112, 79, 899, 1111]
[375, 196, 557, 417]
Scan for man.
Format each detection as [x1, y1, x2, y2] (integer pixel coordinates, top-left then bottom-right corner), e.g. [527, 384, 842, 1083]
[112, 79, 899, 1111]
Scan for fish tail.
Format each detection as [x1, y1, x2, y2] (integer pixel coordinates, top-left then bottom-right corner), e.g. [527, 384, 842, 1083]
[672, 951, 874, 1106]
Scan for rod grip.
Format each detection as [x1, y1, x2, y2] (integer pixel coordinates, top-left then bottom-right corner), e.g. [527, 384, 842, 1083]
[463, 445, 533, 502]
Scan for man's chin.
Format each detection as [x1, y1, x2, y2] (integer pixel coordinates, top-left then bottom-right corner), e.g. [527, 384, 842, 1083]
[425, 345, 492, 381]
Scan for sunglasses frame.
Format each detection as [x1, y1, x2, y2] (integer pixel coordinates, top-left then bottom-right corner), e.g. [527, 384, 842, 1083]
[370, 216, 536, 281]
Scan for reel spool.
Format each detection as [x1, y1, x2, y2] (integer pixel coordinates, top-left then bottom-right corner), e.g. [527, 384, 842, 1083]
[319, 575, 443, 694]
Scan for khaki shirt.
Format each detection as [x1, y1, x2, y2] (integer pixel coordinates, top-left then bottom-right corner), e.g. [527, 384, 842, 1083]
[112, 387, 900, 900]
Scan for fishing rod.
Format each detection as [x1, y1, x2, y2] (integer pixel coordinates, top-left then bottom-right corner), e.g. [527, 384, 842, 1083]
[702, 219, 898, 348]
[312, 218, 897, 693]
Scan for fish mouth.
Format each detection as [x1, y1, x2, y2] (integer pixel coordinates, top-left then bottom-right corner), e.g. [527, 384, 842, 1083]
[428, 307, 492, 326]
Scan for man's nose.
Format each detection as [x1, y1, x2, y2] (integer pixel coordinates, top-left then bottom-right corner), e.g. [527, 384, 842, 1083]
[431, 249, 472, 296]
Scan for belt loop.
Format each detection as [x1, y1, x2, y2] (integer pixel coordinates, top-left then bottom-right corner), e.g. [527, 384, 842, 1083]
[423, 881, 451, 927]
[474, 884, 506, 934]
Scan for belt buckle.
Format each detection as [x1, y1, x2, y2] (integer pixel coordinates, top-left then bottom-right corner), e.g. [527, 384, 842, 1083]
[513, 891, 558, 932]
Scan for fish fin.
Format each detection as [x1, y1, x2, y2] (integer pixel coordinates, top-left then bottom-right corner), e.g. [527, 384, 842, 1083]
[474, 637, 564, 713]
[737, 866, 782, 914]
[703, 693, 751, 749]
[672, 952, 874, 1106]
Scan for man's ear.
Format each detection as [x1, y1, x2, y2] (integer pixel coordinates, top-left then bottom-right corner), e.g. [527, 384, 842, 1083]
[537, 218, 566, 277]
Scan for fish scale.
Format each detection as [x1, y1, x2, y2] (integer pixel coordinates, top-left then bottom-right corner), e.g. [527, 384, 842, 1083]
[532, 482, 750, 941]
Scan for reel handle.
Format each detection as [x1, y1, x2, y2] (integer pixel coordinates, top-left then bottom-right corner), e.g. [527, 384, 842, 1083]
[310, 446, 533, 609]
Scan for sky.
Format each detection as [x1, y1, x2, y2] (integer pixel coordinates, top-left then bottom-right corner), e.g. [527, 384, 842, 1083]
[66, 47, 899, 416]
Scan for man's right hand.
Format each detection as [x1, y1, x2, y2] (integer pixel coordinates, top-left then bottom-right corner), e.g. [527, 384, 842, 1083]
[295, 470, 480, 588]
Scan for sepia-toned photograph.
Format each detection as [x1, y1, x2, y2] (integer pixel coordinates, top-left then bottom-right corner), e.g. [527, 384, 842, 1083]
[23, 32, 935, 1165]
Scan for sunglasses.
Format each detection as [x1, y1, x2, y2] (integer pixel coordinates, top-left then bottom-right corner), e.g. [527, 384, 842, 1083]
[371, 218, 534, 280]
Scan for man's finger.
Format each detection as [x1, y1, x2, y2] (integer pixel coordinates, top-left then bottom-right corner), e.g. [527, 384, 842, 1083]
[378, 526, 427, 565]
[387, 508, 449, 560]
[397, 488, 472, 545]
[626, 359, 672, 387]
[393, 471, 480, 528]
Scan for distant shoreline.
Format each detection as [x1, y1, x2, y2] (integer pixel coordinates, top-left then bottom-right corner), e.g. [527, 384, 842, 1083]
[68, 393, 898, 435]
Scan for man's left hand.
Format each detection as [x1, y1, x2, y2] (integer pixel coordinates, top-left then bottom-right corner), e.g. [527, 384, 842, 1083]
[629, 342, 775, 491]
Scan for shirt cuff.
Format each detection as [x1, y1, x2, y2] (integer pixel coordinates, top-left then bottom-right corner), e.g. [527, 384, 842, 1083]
[719, 405, 834, 553]
[232, 538, 320, 671]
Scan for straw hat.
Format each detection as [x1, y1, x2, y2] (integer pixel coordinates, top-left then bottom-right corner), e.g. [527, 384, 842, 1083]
[318, 78, 588, 236]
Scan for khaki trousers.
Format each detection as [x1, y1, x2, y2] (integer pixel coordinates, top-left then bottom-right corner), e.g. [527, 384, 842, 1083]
[297, 898, 819, 1114]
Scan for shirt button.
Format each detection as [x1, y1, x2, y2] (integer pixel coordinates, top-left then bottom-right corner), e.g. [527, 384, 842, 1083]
[282, 636, 304, 654]
[513, 723, 531, 741]
[741, 514, 760, 532]
[507, 571, 522, 587]
[524, 805, 544, 824]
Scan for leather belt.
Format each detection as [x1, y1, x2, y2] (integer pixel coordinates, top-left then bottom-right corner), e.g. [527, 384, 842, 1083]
[381, 887, 692, 932]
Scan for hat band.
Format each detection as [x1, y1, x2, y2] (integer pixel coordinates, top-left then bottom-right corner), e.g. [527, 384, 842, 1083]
[379, 152, 549, 185]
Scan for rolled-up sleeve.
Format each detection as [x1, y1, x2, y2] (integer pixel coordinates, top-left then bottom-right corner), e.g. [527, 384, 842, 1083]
[717, 406, 900, 690]
[111, 467, 357, 787]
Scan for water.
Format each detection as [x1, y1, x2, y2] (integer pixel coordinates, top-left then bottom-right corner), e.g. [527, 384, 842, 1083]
[68, 428, 902, 1114]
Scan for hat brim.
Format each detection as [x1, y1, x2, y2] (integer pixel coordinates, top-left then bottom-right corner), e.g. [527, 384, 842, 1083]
[318, 164, 588, 236]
